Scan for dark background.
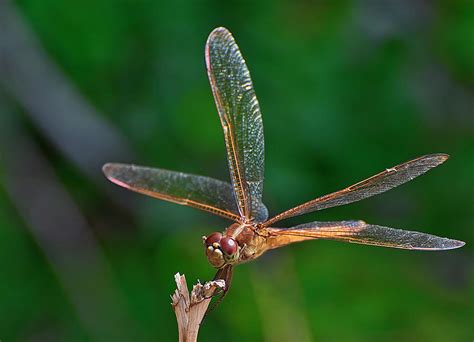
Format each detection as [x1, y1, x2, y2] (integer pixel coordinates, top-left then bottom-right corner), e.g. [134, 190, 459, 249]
[0, 1, 472, 341]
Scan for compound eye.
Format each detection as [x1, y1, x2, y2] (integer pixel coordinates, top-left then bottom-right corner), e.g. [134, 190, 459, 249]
[220, 237, 238, 255]
[205, 232, 222, 246]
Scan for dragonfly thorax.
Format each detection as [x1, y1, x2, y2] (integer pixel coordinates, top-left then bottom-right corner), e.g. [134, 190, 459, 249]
[203, 232, 239, 268]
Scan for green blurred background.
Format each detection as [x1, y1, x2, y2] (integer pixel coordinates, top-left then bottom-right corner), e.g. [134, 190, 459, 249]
[0, 0, 472, 341]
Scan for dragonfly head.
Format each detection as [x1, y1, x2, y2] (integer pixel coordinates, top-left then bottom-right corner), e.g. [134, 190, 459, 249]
[203, 232, 239, 268]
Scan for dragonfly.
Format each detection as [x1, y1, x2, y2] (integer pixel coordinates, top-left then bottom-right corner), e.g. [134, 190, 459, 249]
[103, 27, 464, 304]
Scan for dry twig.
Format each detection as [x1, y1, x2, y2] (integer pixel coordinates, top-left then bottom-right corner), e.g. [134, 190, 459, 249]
[171, 273, 225, 342]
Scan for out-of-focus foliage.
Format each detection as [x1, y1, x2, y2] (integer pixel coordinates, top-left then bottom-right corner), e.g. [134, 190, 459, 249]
[0, 0, 472, 341]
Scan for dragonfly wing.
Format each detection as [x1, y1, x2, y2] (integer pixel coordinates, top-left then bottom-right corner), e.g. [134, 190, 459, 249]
[206, 27, 267, 223]
[267, 220, 465, 251]
[265, 154, 448, 226]
[103, 163, 246, 221]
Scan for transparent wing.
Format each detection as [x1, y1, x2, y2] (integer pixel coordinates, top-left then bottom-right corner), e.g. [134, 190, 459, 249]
[264, 154, 448, 226]
[103, 163, 244, 221]
[206, 27, 267, 223]
[267, 220, 465, 251]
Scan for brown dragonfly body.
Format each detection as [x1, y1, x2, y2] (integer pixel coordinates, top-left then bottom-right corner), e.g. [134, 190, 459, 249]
[213, 223, 303, 265]
[103, 27, 464, 306]
[208, 222, 349, 267]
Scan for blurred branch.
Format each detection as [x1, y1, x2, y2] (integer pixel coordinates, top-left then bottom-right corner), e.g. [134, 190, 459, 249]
[0, 101, 142, 340]
[0, 0, 133, 179]
[171, 273, 225, 342]
[251, 254, 313, 342]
